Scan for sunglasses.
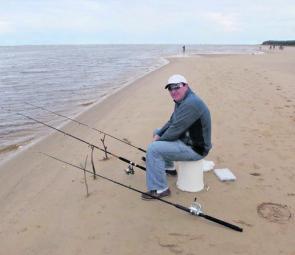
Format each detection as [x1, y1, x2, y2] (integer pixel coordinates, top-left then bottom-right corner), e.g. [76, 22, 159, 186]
[167, 83, 185, 91]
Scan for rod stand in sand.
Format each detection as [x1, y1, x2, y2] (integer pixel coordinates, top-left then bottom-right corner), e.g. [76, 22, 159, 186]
[100, 134, 109, 160]
[89, 145, 97, 179]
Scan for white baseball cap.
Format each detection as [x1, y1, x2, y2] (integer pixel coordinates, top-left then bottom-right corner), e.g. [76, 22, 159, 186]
[165, 74, 188, 89]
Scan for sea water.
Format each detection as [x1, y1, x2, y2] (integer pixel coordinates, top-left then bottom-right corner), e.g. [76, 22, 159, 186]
[0, 44, 261, 164]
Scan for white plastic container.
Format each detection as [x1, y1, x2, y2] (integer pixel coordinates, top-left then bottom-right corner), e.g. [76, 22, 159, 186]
[176, 160, 204, 192]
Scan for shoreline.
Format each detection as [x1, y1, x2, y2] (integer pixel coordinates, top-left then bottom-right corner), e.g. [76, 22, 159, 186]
[0, 45, 265, 167]
[1, 48, 294, 255]
[0, 56, 170, 167]
[0, 45, 264, 167]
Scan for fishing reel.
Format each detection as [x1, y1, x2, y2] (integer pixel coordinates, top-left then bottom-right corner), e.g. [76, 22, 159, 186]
[189, 198, 203, 216]
[125, 163, 135, 175]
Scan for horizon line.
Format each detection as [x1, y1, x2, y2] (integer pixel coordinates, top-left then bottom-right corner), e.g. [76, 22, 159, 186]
[0, 42, 263, 47]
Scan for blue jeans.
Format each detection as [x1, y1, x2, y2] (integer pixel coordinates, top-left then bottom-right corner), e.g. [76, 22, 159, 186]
[146, 137, 203, 191]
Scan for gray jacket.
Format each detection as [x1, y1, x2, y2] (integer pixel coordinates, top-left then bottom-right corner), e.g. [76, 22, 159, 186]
[157, 88, 212, 156]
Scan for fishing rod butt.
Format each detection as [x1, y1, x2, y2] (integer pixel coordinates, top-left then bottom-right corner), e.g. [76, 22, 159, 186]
[138, 148, 147, 153]
[176, 203, 243, 232]
[199, 213, 243, 232]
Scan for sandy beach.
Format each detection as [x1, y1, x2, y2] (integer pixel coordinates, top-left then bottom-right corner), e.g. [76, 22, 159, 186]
[0, 47, 294, 255]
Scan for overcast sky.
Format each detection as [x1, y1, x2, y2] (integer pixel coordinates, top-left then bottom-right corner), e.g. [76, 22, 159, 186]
[0, 0, 294, 45]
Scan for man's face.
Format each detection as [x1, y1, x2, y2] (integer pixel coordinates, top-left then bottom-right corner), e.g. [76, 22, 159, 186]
[168, 83, 188, 102]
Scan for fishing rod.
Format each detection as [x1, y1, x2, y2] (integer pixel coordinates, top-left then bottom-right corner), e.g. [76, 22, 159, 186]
[25, 102, 146, 153]
[15, 112, 146, 174]
[41, 152, 243, 232]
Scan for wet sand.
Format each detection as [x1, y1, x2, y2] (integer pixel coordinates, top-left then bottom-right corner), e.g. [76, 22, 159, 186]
[0, 47, 294, 255]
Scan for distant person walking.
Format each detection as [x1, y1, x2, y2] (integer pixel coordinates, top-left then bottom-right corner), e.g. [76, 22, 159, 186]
[182, 45, 186, 55]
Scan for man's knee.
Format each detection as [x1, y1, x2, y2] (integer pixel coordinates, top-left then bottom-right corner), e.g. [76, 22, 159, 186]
[147, 141, 170, 157]
[147, 141, 159, 154]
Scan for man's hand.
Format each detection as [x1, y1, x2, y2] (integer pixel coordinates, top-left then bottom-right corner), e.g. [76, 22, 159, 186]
[153, 134, 160, 141]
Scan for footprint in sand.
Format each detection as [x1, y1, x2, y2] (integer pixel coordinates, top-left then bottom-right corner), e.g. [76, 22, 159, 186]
[17, 227, 28, 234]
[158, 242, 183, 254]
[233, 220, 253, 227]
[158, 233, 204, 254]
[257, 202, 292, 224]
[250, 172, 261, 176]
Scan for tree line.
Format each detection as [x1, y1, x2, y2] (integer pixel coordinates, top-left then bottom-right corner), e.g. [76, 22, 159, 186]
[262, 40, 295, 46]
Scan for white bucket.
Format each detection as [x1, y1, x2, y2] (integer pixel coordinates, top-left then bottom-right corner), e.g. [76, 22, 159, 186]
[176, 160, 204, 192]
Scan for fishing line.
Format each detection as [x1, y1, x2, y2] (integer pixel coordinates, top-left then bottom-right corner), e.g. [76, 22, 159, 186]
[13, 111, 146, 173]
[25, 102, 146, 153]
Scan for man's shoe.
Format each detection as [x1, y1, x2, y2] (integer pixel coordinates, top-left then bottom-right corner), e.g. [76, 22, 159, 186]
[165, 169, 177, 176]
[141, 188, 171, 200]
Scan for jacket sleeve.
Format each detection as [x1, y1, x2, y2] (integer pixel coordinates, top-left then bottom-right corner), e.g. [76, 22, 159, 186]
[156, 115, 172, 136]
[158, 103, 203, 141]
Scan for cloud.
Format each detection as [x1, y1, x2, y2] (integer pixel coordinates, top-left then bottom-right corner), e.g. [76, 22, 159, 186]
[203, 12, 239, 32]
[0, 0, 109, 33]
[0, 19, 12, 34]
[0, 1, 163, 37]
[0, 0, 295, 44]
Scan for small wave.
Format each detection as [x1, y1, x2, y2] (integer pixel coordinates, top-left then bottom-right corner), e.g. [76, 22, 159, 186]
[252, 51, 265, 55]
[20, 70, 49, 74]
[0, 137, 34, 155]
[0, 144, 21, 154]
[79, 101, 95, 107]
